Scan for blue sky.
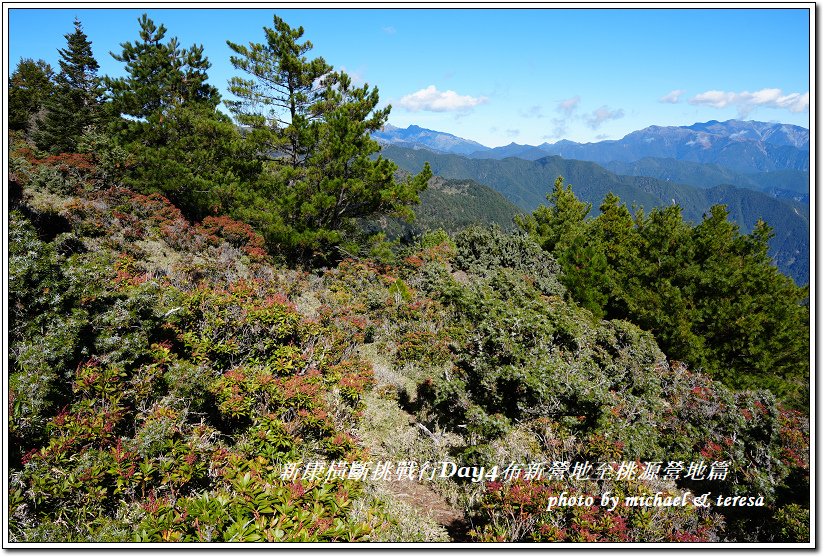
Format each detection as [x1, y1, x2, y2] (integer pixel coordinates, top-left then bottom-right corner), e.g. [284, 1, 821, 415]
[6, 7, 811, 147]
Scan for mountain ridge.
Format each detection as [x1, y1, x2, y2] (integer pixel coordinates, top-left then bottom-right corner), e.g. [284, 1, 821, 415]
[374, 123, 490, 156]
[468, 119, 810, 173]
[380, 144, 810, 286]
[375, 120, 810, 206]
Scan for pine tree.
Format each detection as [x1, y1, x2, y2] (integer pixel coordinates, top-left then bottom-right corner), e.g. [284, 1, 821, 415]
[516, 177, 608, 315]
[515, 176, 591, 253]
[226, 14, 430, 261]
[226, 15, 334, 169]
[106, 15, 245, 217]
[688, 207, 809, 404]
[34, 19, 103, 154]
[125, 104, 258, 218]
[107, 14, 218, 120]
[625, 204, 704, 364]
[9, 58, 55, 135]
[590, 192, 643, 318]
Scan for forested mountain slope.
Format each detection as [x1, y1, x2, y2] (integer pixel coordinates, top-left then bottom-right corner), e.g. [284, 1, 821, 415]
[364, 175, 523, 240]
[382, 145, 810, 285]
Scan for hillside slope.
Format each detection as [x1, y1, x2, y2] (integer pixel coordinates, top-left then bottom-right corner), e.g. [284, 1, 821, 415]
[366, 175, 524, 239]
[7, 142, 810, 544]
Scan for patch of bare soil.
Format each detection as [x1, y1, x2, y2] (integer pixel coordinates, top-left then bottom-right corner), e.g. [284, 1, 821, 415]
[380, 478, 471, 542]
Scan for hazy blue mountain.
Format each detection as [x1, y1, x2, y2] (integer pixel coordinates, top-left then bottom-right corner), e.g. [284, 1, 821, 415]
[468, 142, 550, 160]
[603, 158, 810, 202]
[381, 145, 809, 285]
[742, 169, 810, 202]
[384, 145, 690, 215]
[686, 120, 809, 149]
[386, 120, 810, 201]
[468, 143, 551, 160]
[471, 120, 810, 174]
[373, 124, 490, 156]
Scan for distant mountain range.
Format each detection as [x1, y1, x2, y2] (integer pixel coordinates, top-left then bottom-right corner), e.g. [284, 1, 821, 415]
[471, 120, 809, 172]
[378, 119, 808, 169]
[380, 144, 810, 286]
[375, 120, 810, 200]
[373, 124, 488, 156]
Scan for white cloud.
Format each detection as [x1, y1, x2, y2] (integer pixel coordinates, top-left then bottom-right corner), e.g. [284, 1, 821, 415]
[689, 90, 738, 109]
[541, 96, 581, 139]
[520, 105, 545, 119]
[382, 26, 396, 35]
[557, 95, 581, 115]
[398, 85, 488, 112]
[543, 118, 568, 140]
[585, 105, 624, 129]
[659, 89, 686, 103]
[688, 88, 809, 116]
[506, 128, 520, 137]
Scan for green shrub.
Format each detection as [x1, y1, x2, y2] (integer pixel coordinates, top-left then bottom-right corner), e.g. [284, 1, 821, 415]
[774, 504, 810, 542]
[454, 225, 565, 297]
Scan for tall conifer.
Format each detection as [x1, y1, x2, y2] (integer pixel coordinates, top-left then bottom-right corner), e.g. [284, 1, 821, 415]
[106, 15, 250, 218]
[226, 14, 430, 261]
[107, 14, 218, 120]
[34, 19, 102, 153]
